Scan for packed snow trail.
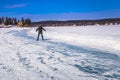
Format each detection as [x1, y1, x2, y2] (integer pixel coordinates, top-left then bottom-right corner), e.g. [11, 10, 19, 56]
[0, 26, 120, 80]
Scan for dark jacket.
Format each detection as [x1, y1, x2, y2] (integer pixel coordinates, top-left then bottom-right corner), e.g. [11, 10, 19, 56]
[36, 26, 46, 34]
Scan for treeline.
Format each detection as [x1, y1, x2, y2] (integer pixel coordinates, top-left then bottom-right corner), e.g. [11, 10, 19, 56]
[32, 18, 120, 27]
[0, 17, 31, 27]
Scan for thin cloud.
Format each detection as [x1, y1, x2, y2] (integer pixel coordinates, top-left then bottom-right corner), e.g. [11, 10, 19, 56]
[5, 4, 26, 8]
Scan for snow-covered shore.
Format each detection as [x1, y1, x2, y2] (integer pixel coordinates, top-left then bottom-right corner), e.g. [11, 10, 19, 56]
[0, 26, 120, 80]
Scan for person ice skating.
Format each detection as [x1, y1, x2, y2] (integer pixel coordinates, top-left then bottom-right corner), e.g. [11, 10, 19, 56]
[36, 25, 46, 41]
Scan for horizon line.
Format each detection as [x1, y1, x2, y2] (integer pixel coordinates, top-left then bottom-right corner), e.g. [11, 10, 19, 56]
[32, 17, 120, 22]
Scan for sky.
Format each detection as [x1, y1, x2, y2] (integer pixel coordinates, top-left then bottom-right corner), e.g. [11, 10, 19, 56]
[0, 0, 120, 21]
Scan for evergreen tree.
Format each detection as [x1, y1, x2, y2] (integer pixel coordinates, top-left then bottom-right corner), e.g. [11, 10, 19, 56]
[9, 17, 12, 25]
[2, 17, 5, 24]
[21, 17, 24, 25]
[12, 18, 15, 25]
[0, 18, 2, 24]
[5, 17, 9, 25]
[18, 20, 20, 23]
[14, 18, 18, 25]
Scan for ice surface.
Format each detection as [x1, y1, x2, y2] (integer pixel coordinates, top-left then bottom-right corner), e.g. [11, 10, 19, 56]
[0, 25, 120, 80]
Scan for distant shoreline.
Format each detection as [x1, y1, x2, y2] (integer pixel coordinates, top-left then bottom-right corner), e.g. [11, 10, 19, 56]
[32, 18, 120, 27]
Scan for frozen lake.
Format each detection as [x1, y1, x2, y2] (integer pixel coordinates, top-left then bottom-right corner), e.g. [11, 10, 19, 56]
[0, 25, 120, 80]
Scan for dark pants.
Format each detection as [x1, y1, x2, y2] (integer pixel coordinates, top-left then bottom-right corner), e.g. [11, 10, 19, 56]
[37, 33, 44, 40]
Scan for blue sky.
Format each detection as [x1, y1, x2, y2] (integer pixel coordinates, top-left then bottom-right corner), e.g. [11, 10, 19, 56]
[0, 0, 120, 21]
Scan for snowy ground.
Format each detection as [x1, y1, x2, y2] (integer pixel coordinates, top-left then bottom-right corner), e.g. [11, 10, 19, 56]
[0, 25, 120, 80]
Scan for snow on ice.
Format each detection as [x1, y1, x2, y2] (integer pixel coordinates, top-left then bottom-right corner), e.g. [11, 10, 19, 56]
[0, 25, 120, 80]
